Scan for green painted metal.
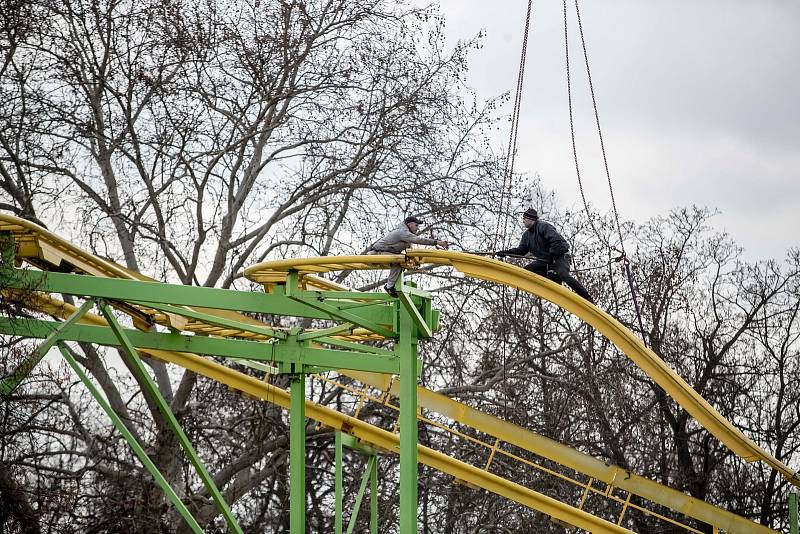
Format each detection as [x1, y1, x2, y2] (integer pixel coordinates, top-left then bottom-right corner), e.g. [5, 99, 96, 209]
[98, 302, 244, 534]
[334, 431, 379, 534]
[313, 291, 391, 301]
[56, 343, 205, 534]
[346, 456, 376, 534]
[791, 492, 798, 534]
[398, 290, 432, 338]
[340, 433, 377, 455]
[314, 336, 395, 357]
[398, 302, 419, 534]
[296, 323, 354, 341]
[127, 299, 287, 339]
[0, 252, 437, 533]
[290, 373, 306, 533]
[335, 432, 343, 534]
[0, 269, 395, 328]
[0, 318, 401, 374]
[0, 298, 96, 396]
[287, 295, 396, 339]
[370, 453, 378, 534]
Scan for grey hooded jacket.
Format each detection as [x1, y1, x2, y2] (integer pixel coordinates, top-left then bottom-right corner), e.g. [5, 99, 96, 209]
[369, 224, 438, 253]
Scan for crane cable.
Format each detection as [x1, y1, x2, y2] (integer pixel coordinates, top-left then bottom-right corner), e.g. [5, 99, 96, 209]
[496, 0, 533, 243]
[563, 0, 648, 346]
[495, 0, 533, 416]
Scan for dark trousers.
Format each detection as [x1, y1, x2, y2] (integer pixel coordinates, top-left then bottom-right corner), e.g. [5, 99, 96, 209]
[525, 254, 593, 303]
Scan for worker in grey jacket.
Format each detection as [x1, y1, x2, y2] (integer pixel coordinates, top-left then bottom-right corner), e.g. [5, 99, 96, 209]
[368, 216, 449, 297]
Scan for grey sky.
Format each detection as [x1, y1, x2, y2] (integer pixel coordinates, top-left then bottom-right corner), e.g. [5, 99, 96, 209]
[436, 0, 799, 261]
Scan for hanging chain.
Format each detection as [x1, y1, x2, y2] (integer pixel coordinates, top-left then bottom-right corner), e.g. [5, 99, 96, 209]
[496, 0, 534, 246]
[568, 0, 648, 345]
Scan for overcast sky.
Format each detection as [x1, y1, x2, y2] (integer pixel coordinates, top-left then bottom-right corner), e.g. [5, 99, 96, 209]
[434, 0, 799, 261]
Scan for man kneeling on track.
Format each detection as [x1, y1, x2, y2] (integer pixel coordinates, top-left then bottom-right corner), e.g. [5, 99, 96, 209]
[368, 216, 449, 297]
[494, 208, 594, 304]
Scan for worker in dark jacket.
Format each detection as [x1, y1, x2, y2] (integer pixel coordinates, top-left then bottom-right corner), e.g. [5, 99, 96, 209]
[495, 208, 593, 303]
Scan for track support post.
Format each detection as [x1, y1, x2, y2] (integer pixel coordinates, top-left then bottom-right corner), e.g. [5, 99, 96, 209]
[398, 299, 419, 534]
[290, 370, 307, 533]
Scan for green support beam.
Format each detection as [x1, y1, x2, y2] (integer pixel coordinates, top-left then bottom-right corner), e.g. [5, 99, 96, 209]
[290, 372, 306, 533]
[0, 260, 435, 533]
[0, 298, 95, 395]
[0, 317, 401, 374]
[398, 303, 419, 534]
[98, 302, 244, 534]
[346, 456, 376, 534]
[334, 431, 379, 534]
[397, 290, 432, 339]
[127, 299, 288, 339]
[370, 452, 378, 534]
[57, 343, 205, 534]
[791, 492, 798, 534]
[335, 432, 344, 534]
[0, 269, 395, 331]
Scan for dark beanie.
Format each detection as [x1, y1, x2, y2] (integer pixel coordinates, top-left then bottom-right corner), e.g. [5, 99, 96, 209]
[522, 208, 538, 220]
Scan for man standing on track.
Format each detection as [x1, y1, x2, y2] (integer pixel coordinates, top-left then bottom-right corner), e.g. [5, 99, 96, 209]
[495, 208, 594, 303]
[368, 216, 449, 297]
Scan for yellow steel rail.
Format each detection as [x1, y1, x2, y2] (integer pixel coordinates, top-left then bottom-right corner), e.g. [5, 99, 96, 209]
[0, 215, 379, 342]
[330, 370, 776, 534]
[6, 295, 633, 533]
[0, 214, 788, 531]
[243, 251, 799, 486]
[14, 293, 775, 533]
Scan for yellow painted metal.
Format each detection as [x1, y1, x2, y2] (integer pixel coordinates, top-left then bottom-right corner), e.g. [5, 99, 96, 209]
[0, 215, 789, 532]
[244, 250, 799, 487]
[335, 370, 776, 534]
[134, 349, 634, 534]
[13, 289, 777, 533]
[0, 215, 384, 342]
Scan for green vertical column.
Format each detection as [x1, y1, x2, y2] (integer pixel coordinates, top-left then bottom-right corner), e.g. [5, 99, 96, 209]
[398, 304, 418, 534]
[335, 431, 343, 534]
[790, 491, 798, 534]
[370, 453, 378, 534]
[290, 372, 306, 533]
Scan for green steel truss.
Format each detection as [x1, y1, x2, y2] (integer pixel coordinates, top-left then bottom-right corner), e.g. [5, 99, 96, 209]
[0, 248, 434, 533]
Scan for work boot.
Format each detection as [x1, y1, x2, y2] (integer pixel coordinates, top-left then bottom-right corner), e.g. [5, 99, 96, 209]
[384, 285, 398, 298]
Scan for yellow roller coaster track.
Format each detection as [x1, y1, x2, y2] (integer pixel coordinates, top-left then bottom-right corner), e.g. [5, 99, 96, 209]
[0, 214, 790, 532]
[244, 250, 800, 486]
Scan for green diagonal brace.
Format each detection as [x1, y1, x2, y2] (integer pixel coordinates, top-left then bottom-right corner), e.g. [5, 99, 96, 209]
[397, 290, 432, 339]
[127, 299, 287, 339]
[0, 298, 96, 396]
[297, 322, 354, 341]
[288, 295, 396, 339]
[98, 302, 243, 534]
[347, 455, 377, 534]
[56, 343, 204, 534]
[314, 336, 394, 357]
